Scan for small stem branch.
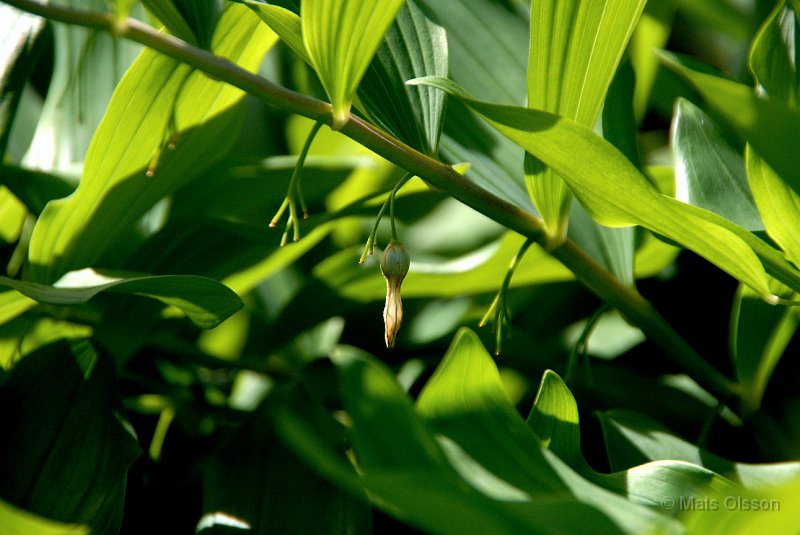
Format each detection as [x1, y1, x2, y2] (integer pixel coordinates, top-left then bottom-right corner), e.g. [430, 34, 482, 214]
[3, 0, 740, 401]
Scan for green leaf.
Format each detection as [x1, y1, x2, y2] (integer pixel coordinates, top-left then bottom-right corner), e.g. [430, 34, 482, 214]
[599, 409, 800, 488]
[410, 76, 778, 300]
[22, 0, 143, 176]
[682, 475, 800, 534]
[0, 341, 141, 533]
[746, 3, 800, 267]
[237, 0, 310, 63]
[630, 0, 676, 122]
[658, 50, 800, 201]
[27, 4, 277, 283]
[525, 0, 646, 243]
[416, 329, 679, 534]
[357, 0, 448, 155]
[1, 165, 75, 216]
[528, 370, 733, 512]
[301, 0, 405, 129]
[671, 98, 763, 231]
[0, 499, 89, 535]
[424, 0, 533, 210]
[0, 4, 45, 158]
[0, 289, 36, 327]
[0, 268, 242, 329]
[140, 0, 198, 45]
[731, 283, 799, 415]
[200, 401, 371, 535]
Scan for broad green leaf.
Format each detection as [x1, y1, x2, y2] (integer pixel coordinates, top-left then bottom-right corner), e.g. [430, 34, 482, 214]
[0, 268, 242, 329]
[425, 0, 533, 210]
[0, 341, 140, 533]
[237, 0, 310, 62]
[525, 0, 646, 243]
[112, 0, 138, 22]
[170, 0, 222, 49]
[630, 0, 676, 122]
[410, 77, 777, 300]
[528, 370, 733, 511]
[0, 289, 35, 328]
[27, 4, 277, 283]
[200, 401, 370, 535]
[140, 0, 197, 44]
[1, 165, 75, 216]
[599, 409, 800, 489]
[301, 0, 404, 129]
[333, 343, 634, 534]
[22, 0, 143, 177]
[0, 499, 89, 535]
[682, 475, 800, 535]
[658, 51, 800, 200]
[0, 316, 92, 370]
[416, 329, 678, 534]
[671, 98, 763, 231]
[731, 283, 799, 415]
[746, 3, 800, 267]
[357, 0, 449, 155]
[0, 189, 25, 244]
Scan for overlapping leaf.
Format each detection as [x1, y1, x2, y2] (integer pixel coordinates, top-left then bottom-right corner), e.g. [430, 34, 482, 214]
[525, 0, 646, 244]
[302, 0, 404, 129]
[26, 4, 277, 283]
[659, 50, 800, 200]
[0, 268, 242, 329]
[0, 341, 140, 534]
[528, 370, 734, 509]
[731, 283, 798, 416]
[746, 2, 800, 267]
[672, 98, 763, 231]
[409, 77, 780, 301]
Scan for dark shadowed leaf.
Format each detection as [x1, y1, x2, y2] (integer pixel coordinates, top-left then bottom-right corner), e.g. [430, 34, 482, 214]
[0, 341, 140, 534]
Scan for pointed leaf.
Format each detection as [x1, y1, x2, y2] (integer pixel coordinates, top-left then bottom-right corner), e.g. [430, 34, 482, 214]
[0, 341, 140, 533]
[599, 409, 800, 488]
[525, 0, 646, 241]
[528, 370, 733, 511]
[409, 77, 778, 300]
[0, 499, 89, 535]
[0, 268, 242, 329]
[659, 50, 800, 199]
[301, 0, 404, 129]
[357, 0, 449, 155]
[236, 0, 310, 63]
[746, 4, 800, 266]
[27, 5, 277, 283]
[672, 98, 763, 231]
[731, 283, 799, 415]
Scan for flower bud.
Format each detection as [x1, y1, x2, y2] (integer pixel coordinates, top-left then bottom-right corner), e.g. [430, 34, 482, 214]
[380, 240, 410, 348]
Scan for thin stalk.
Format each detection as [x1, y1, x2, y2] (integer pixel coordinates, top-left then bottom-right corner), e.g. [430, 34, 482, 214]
[359, 172, 413, 263]
[3, 0, 740, 401]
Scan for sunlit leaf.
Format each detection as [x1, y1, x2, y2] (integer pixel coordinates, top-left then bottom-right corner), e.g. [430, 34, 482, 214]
[0, 499, 89, 535]
[599, 409, 800, 488]
[658, 50, 800, 200]
[238, 0, 310, 62]
[528, 370, 733, 511]
[301, 0, 404, 129]
[27, 4, 277, 283]
[0, 268, 242, 329]
[672, 98, 763, 231]
[525, 0, 646, 243]
[409, 77, 778, 300]
[746, 3, 800, 267]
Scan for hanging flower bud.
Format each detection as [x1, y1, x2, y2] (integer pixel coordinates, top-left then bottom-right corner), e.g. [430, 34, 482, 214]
[380, 240, 410, 348]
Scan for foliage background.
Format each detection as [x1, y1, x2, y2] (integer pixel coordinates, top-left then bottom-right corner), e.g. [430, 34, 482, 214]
[2, 0, 800, 533]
